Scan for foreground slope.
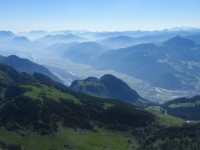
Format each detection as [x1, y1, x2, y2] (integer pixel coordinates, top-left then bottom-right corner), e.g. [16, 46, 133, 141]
[1, 64, 200, 150]
[0, 64, 154, 150]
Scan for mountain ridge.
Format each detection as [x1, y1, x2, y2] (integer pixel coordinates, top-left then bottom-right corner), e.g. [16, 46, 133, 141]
[0, 55, 61, 83]
[92, 36, 200, 90]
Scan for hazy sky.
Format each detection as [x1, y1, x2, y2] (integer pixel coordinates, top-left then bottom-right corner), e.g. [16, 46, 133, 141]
[0, 0, 200, 32]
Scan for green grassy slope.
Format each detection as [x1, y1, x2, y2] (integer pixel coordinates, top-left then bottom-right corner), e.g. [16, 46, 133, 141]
[145, 105, 184, 127]
[0, 127, 139, 150]
[0, 64, 154, 150]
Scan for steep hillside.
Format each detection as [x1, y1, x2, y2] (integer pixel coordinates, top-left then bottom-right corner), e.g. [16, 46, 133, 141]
[0, 55, 61, 82]
[70, 74, 150, 107]
[136, 124, 200, 150]
[163, 95, 200, 120]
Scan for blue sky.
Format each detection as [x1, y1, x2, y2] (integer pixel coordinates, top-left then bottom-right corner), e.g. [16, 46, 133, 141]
[0, 0, 200, 32]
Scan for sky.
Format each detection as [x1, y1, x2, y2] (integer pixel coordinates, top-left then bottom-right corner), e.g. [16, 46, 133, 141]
[0, 0, 200, 32]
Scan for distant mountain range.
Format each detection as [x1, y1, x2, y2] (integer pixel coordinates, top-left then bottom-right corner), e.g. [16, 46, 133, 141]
[37, 33, 87, 44]
[70, 74, 151, 107]
[93, 36, 200, 90]
[99, 35, 136, 49]
[0, 31, 31, 44]
[98, 34, 193, 49]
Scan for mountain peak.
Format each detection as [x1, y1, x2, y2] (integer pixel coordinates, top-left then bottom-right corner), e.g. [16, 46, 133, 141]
[70, 74, 150, 107]
[12, 36, 30, 43]
[6, 55, 20, 59]
[5, 55, 31, 63]
[100, 74, 119, 81]
[164, 36, 195, 47]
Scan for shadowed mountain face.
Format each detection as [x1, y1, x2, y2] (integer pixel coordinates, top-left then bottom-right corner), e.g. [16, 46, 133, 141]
[70, 74, 150, 107]
[93, 36, 200, 90]
[0, 64, 154, 134]
[0, 55, 61, 82]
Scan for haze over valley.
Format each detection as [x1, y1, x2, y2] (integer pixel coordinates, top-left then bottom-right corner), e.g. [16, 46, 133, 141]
[1, 0, 200, 149]
[1, 28, 200, 103]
